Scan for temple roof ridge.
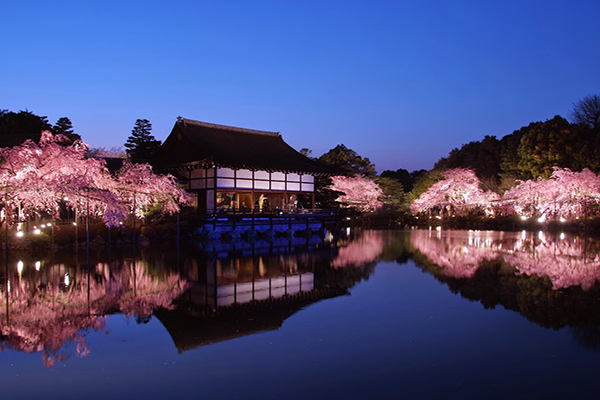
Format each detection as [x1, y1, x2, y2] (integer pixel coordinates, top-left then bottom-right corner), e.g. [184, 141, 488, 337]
[177, 117, 280, 137]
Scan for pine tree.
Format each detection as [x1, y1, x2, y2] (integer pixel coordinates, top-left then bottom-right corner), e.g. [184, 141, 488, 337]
[124, 119, 161, 159]
[53, 117, 74, 135]
[52, 117, 81, 143]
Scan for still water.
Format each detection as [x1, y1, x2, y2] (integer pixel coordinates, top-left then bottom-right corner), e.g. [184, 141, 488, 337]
[2, 230, 600, 399]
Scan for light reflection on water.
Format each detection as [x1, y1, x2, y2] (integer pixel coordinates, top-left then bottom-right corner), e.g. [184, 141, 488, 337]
[411, 229, 600, 289]
[3, 230, 600, 398]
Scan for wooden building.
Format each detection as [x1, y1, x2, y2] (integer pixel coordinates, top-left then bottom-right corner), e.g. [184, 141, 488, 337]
[153, 117, 334, 214]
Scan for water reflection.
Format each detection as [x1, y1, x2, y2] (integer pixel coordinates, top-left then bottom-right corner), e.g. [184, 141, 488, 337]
[410, 229, 600, 290]
[7, 229, 600, 365]
[410, 229, 600, 349]
[162, 233, 385, 352]
[0, 252, 187, 366]
[0, 232, 386, 363]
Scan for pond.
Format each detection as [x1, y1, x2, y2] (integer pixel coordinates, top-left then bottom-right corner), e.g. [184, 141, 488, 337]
[2, 229, 600, 399]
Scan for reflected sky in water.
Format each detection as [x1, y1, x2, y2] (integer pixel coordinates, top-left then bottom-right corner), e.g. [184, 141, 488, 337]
[2, 231, 600, 399]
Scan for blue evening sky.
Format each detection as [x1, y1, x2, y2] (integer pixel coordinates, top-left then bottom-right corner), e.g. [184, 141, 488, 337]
[1, 1, 599, 172]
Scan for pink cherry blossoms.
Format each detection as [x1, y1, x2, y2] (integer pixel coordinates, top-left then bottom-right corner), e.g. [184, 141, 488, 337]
[410, 167, 600, 220]
[330, 175, 383, 212]
[502, 167, 600, 219]
[0, 132, 190, 227]
[410, 168, 499, 216]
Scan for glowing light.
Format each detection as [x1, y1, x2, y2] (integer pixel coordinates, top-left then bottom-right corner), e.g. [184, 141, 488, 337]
[537, 215, 546, 223]
[17, 260, 24, 274]
[559, 217, 566, 223]
[35, 261, 41, 271]
[33, 229, 41, 235]
[560, 232, 566, 240]
[41, 224, 46, 228]
[64, 273, 70, 286]
[72, 222, 77, 226]
[346, 227, 351, 236]
[520, 216, 529, 221]
[16, 231, 24, 238]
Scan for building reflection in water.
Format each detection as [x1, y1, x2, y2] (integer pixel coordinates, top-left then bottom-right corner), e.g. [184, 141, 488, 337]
[160, 232, 385, 352]
[6, 229, 600, 363]
[0, 231, 386, 364]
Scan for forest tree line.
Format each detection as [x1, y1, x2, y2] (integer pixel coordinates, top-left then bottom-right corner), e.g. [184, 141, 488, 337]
[422, 94, 600, 194]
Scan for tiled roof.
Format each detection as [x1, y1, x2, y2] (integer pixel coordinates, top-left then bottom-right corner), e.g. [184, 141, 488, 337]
[153, 117, 334, 175]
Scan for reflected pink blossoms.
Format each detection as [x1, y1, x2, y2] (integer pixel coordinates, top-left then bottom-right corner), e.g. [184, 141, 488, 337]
[332, 231, 385, 268]
[411, 229, 600, 290]
[0, 260, 188, 366]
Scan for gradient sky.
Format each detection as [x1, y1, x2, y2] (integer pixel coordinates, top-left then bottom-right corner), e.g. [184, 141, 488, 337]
[2, 0, 599, 172]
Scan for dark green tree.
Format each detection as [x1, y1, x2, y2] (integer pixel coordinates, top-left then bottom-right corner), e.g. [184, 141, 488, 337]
[376, 176, 405, 209]
[52, 117, 81, 143]
[0, 110, 52, 147]
[407, 169, 443, 204]
[124, 119, 161, 160]
[318, 144, 377, 177]
[517, 116, 580, 179]
[380, 168, 427, 193]
[314, 144, 377, 209]
[299, 148, 313, 158]
[434, 135, 501, 190]
[498, 126, 527, 190]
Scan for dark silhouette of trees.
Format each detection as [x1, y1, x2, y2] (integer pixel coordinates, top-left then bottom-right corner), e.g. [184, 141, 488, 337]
[424, 100, 600, 195]
[318, 144, 377, 177]
[51, 117, 81, 142]
[0, 111, 82, 147]
[124, 119, 161, 160]
[572, 94, 600, 131]
[380, 168, 426, 193]
[0, 110, 52, 147]
[435, 135, 502, 190]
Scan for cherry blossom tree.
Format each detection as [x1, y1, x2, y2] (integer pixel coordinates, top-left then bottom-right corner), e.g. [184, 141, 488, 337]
[330, 175, 383, 212]
[114, 160, 191, 219]
[0, 132, 190, 230]
[0, 132, 125, 227]
[410, 168, 499, 216]
[501, 167, 600, 219]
